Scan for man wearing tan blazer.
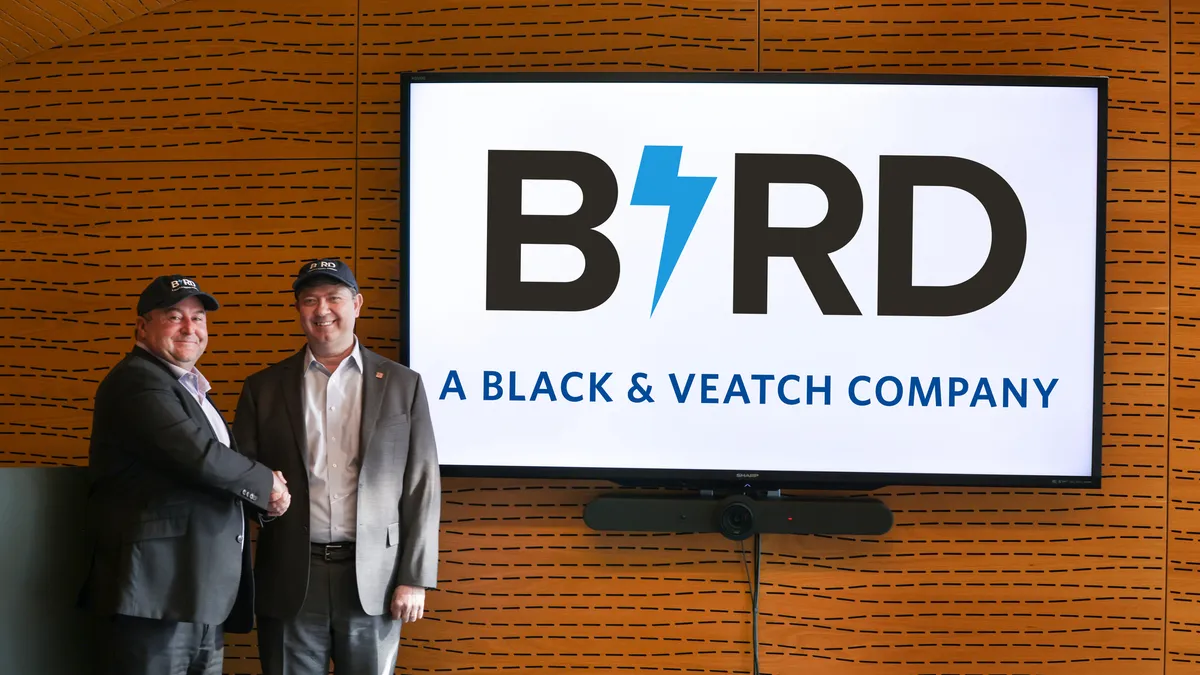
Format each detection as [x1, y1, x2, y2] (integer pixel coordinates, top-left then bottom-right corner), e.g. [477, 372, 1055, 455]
[233, 259, 441, 675]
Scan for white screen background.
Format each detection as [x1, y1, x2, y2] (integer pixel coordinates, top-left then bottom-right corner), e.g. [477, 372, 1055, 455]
[406, 80, 1100, 479]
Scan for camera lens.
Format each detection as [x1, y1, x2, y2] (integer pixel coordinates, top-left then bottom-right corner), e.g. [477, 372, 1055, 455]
[719, 501, 754, 541]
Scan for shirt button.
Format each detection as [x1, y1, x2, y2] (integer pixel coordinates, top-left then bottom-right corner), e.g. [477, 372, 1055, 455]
[332, 463, 338, 468]
[237, 534, 244, 544]
[329, 406, 335, 411]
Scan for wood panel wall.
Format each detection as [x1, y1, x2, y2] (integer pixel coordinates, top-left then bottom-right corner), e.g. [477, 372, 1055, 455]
[0, 0, 1185, 673]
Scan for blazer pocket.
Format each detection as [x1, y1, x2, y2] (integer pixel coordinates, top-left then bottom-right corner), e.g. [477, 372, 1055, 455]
[377, 414, 411, 450]
[124, 514, 189, 542]
[386, 522, 401, 548]
[378, 413, 410, 429]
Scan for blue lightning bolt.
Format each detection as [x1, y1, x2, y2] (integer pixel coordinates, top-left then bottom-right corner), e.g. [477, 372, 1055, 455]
[630, 145, 716, 317]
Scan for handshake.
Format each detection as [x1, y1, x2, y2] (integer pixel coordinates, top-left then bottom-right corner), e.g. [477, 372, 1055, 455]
[268, 470, 291, 517]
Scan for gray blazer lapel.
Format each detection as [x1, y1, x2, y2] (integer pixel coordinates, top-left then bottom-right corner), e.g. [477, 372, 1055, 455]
[359, 347, 386, 453]
[279, 350, 309, 464]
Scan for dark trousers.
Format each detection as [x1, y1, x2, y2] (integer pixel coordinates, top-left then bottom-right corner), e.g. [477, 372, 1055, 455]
[97, 613, 223, 675]
[258, 554, 401, 675]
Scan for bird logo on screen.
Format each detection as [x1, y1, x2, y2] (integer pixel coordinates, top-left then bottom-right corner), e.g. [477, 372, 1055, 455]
[484, 146, 1026, 318]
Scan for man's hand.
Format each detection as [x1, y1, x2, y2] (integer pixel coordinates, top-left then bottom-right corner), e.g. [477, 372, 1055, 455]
[267, 470, 290, 517]
[390, 585, 426, 623]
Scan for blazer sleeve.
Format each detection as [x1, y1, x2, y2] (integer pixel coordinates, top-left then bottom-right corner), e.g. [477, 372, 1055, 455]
[115, 367, 273, 511]
[398, 373, 442, 589]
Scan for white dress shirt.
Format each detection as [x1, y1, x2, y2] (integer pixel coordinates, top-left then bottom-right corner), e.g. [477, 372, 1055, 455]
[302, 339, 364, 544]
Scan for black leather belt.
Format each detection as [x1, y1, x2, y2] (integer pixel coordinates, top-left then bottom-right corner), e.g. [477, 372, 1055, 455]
[311, 542, 355, 562]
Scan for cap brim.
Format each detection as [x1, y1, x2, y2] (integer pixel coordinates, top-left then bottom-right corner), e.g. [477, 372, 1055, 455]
[194, 291, 220, 311]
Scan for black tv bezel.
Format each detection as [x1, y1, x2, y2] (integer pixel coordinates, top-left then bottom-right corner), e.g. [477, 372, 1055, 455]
[398, 71, 1107, 492]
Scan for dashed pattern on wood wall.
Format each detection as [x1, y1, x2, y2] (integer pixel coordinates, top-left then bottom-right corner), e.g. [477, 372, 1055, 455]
[0, 0, 184, 68]
[0, 0, 1186, 673]
[761, 0, 1169, 160]
[0, 1, 359, 163]
[1171, 163, 1200, 672]
[357, 0, 759, 155]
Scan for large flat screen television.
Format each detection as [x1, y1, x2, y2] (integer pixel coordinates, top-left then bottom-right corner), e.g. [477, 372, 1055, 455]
[401, 72, 1105, 490]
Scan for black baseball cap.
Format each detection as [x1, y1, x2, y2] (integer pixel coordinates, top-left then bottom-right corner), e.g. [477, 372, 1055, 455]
[292, 258, 359, 294]
[136, 275, 220, 315]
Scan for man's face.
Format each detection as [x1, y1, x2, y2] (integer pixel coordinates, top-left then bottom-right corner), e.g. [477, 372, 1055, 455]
[296, 282, 362, 355]
[135, 296, 208, 370]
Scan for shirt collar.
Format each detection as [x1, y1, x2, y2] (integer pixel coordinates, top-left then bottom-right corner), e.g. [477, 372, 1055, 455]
[135, 341, 210, 394]
[304, 338, 363, 376]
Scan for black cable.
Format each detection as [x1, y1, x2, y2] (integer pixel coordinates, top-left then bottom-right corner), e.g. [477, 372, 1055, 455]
[739, 534, 762, 675]
[753, 532, 761, 675]
[739, 538, 753, 588]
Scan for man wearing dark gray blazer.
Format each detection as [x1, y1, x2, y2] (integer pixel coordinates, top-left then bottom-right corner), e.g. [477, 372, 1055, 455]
[79, 274, 292, 675]
[233, 258, 441, 675]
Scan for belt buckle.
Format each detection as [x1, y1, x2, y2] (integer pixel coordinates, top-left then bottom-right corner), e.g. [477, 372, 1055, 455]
[323, 543, 339, 562]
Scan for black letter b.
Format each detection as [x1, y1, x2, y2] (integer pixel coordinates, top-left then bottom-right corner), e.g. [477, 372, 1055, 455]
[486, 150, 620, 312]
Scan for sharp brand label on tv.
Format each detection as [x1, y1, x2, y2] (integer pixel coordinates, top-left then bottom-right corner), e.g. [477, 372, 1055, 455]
[403, 74, 1105, 488]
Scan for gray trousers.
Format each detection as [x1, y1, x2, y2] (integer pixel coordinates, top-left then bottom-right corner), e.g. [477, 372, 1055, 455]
[257, 555, 401, 675]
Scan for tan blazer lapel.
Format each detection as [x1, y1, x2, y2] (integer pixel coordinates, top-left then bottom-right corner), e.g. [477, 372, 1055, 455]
[358, 347, 386, 454]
